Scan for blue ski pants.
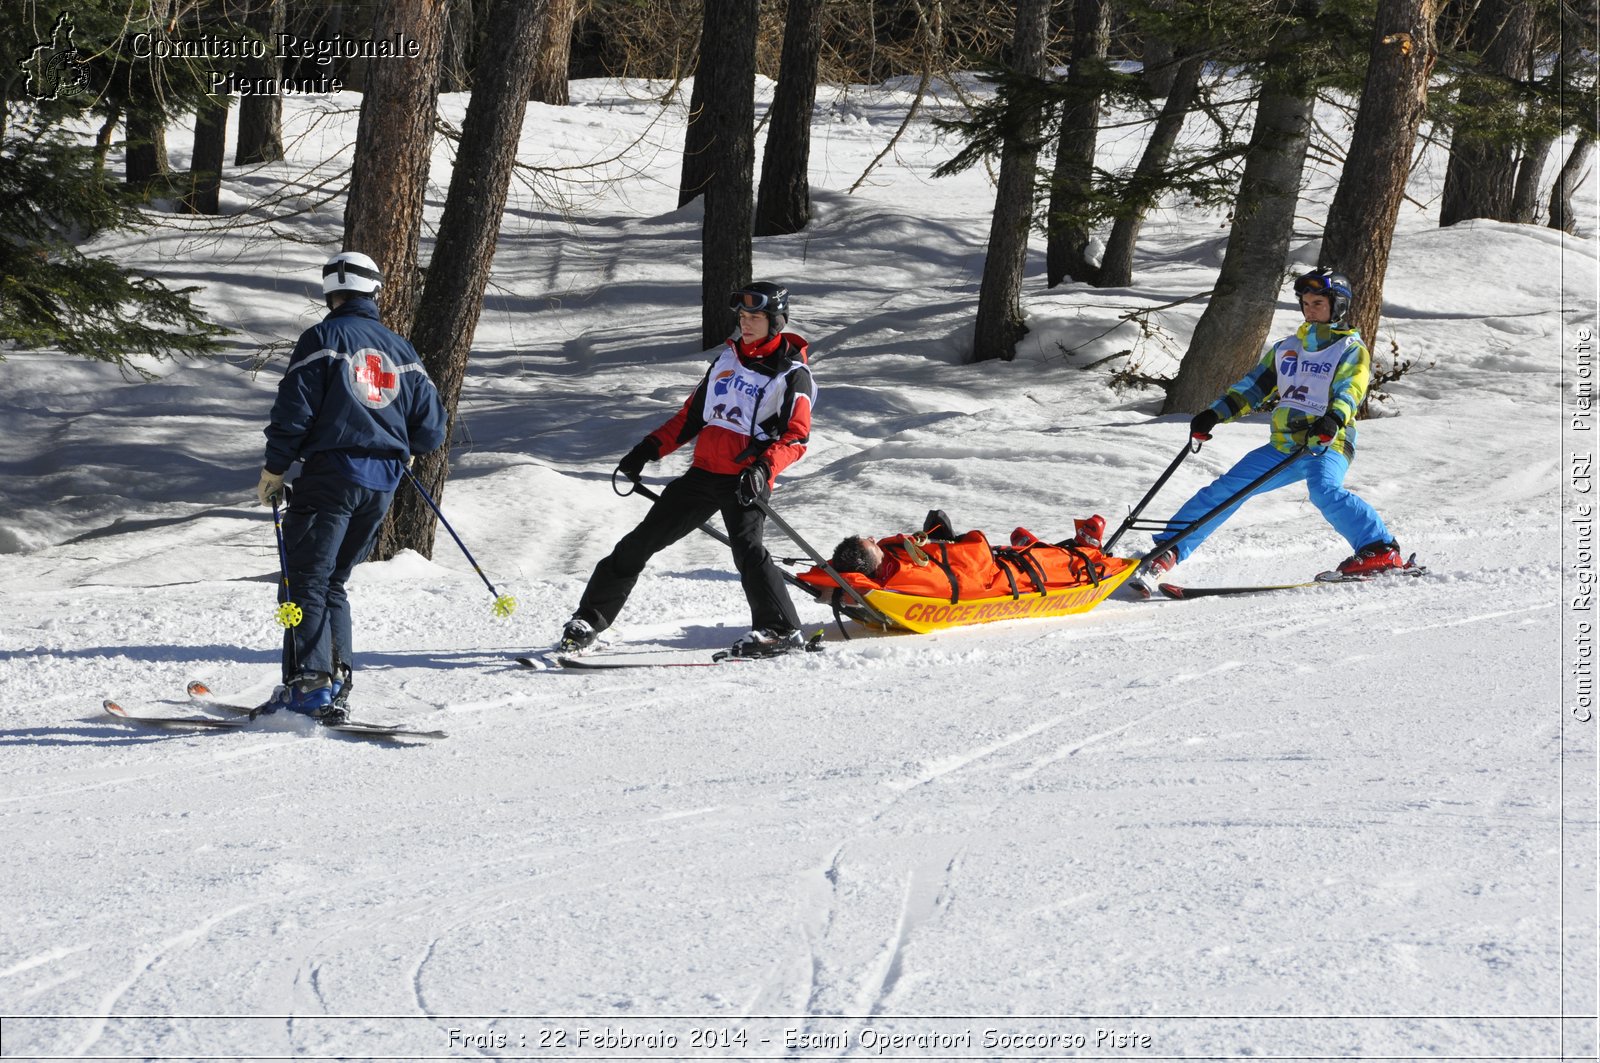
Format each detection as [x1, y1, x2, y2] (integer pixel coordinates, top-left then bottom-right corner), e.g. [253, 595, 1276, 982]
[279, 467, 394, 683]
[1153, 444, 1390, 563]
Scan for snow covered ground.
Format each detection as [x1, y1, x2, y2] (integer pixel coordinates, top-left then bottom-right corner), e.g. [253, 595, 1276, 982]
[1, 73, 1596, 1061]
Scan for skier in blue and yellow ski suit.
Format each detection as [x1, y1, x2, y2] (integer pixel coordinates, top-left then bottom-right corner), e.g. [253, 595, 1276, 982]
[1142, 269, 1403, 582]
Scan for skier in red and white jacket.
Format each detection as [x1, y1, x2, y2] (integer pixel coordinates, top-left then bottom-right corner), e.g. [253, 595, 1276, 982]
[557, 282, 818, 658]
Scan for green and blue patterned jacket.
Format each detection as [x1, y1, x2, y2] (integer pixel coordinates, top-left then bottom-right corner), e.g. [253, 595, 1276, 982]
[1206, 322, 1371, 458]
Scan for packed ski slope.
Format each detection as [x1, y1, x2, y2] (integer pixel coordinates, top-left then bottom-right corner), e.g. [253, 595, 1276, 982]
[0, 74, 1595, 1061]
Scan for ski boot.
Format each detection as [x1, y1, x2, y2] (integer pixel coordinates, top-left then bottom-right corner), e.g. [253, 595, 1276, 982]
[1126, 549, 1176, 599]
[725, 627, 805, 659]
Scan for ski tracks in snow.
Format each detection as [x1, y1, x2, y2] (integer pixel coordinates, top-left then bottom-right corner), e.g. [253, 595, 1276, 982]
[878, 658, 1248, 796]
[755, 652, 1253, 1025]
[743, 845, 842, 1020]
[850, 850, 961, 1018]
[74, 901, 257, 1059]
[748, 842, 963, 1047]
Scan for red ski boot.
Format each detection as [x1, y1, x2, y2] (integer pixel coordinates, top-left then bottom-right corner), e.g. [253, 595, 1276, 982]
[1335, 540, 1405, 577]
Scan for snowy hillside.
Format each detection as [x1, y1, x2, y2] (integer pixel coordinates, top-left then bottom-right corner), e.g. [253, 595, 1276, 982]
[1, 75, 1596, 1061]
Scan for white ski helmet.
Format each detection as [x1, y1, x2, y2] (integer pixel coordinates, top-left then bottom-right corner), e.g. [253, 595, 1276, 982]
[321, 251, 383, 296]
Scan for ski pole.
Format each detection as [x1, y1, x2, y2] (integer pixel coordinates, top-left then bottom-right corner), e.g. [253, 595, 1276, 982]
[271, 497, 302, 678]
[1103, 438, 1201, 554]
[1137, 443, 1312, 565]
[271, 498, 303, 630]
[402, 466, 517, 617]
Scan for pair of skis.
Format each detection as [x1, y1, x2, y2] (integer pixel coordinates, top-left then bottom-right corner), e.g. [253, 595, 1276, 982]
[516, 632, 826, 671]
[102, 681, 445, 741]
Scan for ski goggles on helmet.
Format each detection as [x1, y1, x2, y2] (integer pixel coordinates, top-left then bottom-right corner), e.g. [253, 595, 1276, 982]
[1294, 273, 1335, 296]
[729, 290, 775, 312]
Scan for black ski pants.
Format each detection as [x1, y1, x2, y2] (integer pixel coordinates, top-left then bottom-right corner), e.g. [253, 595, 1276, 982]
[576, 466, 801, 635]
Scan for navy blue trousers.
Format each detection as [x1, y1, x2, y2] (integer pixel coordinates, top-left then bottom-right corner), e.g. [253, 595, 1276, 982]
[279, 467, 393, 682]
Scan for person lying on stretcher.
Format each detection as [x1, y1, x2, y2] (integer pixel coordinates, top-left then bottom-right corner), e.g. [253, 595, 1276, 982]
[804, 510, 1125, 602]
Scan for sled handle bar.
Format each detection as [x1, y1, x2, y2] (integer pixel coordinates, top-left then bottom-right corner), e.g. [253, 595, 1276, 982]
[746, 494, 894, 629]
[620, 475, 821, 600]
[1135, 444, 1312, 565]
[1103, 438, 1202, 555]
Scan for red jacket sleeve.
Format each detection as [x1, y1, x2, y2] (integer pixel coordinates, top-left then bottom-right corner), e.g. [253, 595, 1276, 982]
[644, 372, 711, 459]
[759, 387, 812, 478]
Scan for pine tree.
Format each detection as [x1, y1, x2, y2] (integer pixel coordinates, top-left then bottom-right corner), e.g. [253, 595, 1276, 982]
[1045, 0, 1112, 287]
[235, 0, 286, 166]
[344, 0, 451, 337]
[1097, 52, 1205, 288]
[530, 0, 580, 105]
[0, 123, 226, 373]
[0, 5, 227, 371]
[1438, 0, 1538, 225]
[1163, 2, 1332, 415]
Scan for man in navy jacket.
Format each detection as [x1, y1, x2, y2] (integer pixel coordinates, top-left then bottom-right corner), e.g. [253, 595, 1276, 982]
[256, 251, 448, 721]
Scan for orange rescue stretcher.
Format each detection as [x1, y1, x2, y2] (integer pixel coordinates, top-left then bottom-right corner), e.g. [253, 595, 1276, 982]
[794, 521, 1139, 634]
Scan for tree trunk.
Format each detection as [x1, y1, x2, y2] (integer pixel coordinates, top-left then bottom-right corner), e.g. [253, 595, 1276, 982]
[970, 0, 1052, 363]
[1549, 133, 1594, 233]
[1535, 16, 1588, 230]
[439, 0, 476, 93]
[754, 0, 825, 237]
[1320, 0, 1442, 350]
[1098, 51, 1204, 288]
[1045, 0, 1112, 287]
[530, 0, 579, 104]
[125, 111, 169, 192]
[182, 95, 230, 215]
[1139, 0, 1179, 98]
[679, 25, 714, 208]
[235, 0, 285, 165]
[1510, 135, 1553, 223]
[697, 0, 760, 349]
[327, 4, 377, 91]
[343, 0, 450, 338]
[1439, 0, 1537, 225]
[371, 0, 550, 561]
[1163, 67, 1315, 413]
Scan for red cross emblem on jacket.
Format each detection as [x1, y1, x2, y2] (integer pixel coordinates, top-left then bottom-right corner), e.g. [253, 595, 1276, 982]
[350, 349, 399, 409]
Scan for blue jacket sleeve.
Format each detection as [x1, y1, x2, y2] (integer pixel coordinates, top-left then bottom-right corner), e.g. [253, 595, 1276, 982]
[263, 327, 333, 474]
[407, 370, 449, 456]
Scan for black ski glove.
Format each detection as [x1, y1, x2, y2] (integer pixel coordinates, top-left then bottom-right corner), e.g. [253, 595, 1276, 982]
[1310, 412, 1342, 444]
[736, 462, 771, 506]
[617, 439, 659, 481]
[1189, 409, 1220, 440]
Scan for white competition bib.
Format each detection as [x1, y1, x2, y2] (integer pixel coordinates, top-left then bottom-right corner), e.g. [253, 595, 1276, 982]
[1274, 335, 1353, 416]
[700, 347, 806, 440]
